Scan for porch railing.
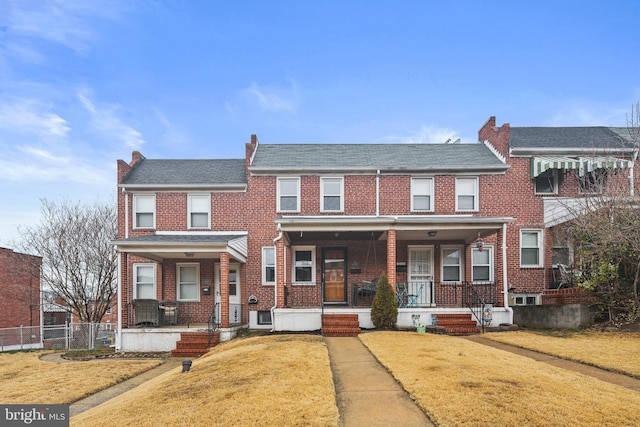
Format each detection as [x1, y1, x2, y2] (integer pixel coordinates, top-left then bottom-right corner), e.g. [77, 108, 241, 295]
[437, 281, 497, 331]
[283, 282, 322, 308]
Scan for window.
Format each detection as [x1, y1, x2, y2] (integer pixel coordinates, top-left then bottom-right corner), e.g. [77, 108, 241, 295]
[177, 264, 199, 301]
[134, 264, 156, 299]
[188, 194, 210, 228]
[456, 177, 478, 211]
[535, 170, 557, 194]
[134, 194, 155, 228]
[277, 177, 300, 212]
[471, 247, 493, 282]
[320, 177, 344, 212]
[411, 178, 433, 211]
[521, 230, 543, 267]
[106, 306, 112, 315]
[578, 169, 608, 194]
[512, 294, 540, 306]
[552, 234, 570, 267]
[262, 247, 276, 285]
[441, 247, 462, 282]
[292, 246, 315, 284]
[106, 321, 112, 331]
[257, 311, 272, 325]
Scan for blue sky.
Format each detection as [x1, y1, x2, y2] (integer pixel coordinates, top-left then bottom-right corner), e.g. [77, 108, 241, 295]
[1, 0, 639, 245]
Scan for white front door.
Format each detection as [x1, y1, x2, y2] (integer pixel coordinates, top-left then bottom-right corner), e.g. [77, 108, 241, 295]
[214, 263, 241, 324]
[408, 246, 433, 305]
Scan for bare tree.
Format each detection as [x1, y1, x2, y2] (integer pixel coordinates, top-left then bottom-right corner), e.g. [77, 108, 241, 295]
[16, 199, 117, 323]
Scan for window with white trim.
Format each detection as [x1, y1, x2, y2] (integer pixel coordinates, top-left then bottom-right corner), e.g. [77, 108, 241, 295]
[262, 246, 275, 285]
[535, 169, 558, 194]
[521, 230, 543, 267]
[471, 247, 493, 282]
[320, 177, 344, 212]
[134, 264, 156, 299]
[456, 177, 478, 211]
[188, 194, 211, 229]
[411, 177, 433, 212]
[441, 246, 462, 282]
[292, 246, 315, 284]
[177, 264, 199, 301]
[277, 177, 300, 212]
[258, 311, 272, 325]
[133, 194, 155, 229]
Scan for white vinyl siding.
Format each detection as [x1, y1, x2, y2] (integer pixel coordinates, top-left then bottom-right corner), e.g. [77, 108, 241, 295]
[456, 177, 478, 211]
[411, 178, 433, 212]
[188, 194, 210, 229]
[134, 194, 155, 229]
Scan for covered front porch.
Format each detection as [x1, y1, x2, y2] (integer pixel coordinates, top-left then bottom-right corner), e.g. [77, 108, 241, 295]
[271, 215, 515, 331]
[112, 232, 249, 351]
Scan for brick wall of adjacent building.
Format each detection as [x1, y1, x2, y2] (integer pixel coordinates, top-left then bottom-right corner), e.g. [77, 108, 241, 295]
[0, 247, 42, 328]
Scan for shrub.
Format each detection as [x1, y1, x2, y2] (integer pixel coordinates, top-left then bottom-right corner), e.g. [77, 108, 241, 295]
[370, 272, 398, 329]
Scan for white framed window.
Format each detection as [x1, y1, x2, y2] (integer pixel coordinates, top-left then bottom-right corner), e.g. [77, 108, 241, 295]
[535, 170, 558, 194]
[456, 177, 478, 211]
[257, 311, 272, 325]
[106, 306, 112, 315]
[262, 246, 276, 285]
[134, 263, 156, 299]
[471, 246, 493, 283]
[106, 321, 112, 331]
[320, 177, 344, 212]
[177, 263, 199, 301]
[511, 294, 540, 306]
[521, 230, 543, 267]
[133, 194, 155, 229]
[441, 246, 463, 282]
[188, 194, 211, 229]
[277, 177, 300, 212]
[292, 246, 315, 284]
[411, 177, 434, 212]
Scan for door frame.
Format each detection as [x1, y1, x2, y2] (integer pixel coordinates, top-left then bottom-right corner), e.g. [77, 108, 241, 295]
[321, 246, 348, 305]
[214, 262, 241, 322]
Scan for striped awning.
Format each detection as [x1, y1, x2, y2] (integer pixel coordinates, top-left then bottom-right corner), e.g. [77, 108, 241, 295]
[531, 156, 632, 178]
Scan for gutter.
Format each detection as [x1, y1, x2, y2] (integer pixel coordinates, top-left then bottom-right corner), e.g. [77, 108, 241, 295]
[271, 224, 283, 333]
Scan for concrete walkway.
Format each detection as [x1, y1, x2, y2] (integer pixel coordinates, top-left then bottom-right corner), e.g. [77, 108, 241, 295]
[325, 337, 433, 427]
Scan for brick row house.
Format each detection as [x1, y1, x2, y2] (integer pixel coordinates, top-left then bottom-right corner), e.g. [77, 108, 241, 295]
[0, 247, 42, 329]
[112, 117, 638, 352]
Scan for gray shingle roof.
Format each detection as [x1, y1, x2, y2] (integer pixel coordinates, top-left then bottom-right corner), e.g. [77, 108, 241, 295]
[120, 159, 246, 186]
[250, 143, 507, 172]
[509, 127, 635, 150]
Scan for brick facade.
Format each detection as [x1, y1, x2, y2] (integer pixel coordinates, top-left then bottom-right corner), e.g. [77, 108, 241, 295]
[0, 247, 42, 328]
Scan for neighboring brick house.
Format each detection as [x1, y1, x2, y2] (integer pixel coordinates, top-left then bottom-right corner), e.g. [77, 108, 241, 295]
[0, 247, 42, 328]
[112, 118, 638, 352]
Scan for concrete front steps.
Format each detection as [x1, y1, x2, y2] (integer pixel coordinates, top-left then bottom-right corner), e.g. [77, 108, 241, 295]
[170, 331, 219, 358]
[434, 313, 480, 336]
[322, 314, 361, 337]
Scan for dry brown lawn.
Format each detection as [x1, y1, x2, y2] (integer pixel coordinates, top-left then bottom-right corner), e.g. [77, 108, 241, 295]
[0, 351, 160, 404]
[360, 331, 640, 427]
[482, 330, 640, 378]
[71, 335, 339, 427]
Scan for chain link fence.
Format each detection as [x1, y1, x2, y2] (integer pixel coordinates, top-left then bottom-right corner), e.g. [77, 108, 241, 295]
[0, 323, 116, 352]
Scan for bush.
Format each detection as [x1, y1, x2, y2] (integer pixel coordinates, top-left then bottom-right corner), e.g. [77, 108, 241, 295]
[370, 273, 398, 329]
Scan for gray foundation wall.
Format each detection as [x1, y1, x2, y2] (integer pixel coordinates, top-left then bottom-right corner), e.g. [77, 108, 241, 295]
[512, 304, 595, 329]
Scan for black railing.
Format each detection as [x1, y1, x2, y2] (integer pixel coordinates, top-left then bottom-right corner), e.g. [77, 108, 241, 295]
[463, 282, 497, 332]
[208, 302, 219, 348]
[283, 282, 323, 308]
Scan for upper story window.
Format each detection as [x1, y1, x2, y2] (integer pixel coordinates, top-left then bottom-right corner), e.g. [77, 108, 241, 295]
[456, 177, 478, 212]
[292, 246, 315, 284]
[411, 177, 434, 212]
[320, 177, 344, 212]
[578, 169, 608, 194]
[134, 194, 155, 229]
[262, 246, 275, 285]
[177, 263, 199, 301]
[134, 263, 156, 299]
[471, 246, 493, 283]
[535, 170, 558, 194]
[521, 229, 543, 267]
[277, 177, 300, 212]
[188, 194, 211, 229]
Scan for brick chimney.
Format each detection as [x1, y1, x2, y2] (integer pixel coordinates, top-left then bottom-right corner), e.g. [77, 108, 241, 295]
[245, 134, 258, 168]
[478, 116, 510, 158]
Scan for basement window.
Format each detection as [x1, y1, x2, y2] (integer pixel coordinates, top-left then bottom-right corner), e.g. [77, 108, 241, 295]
[511, 294, 540, 306]
[257, 311, 272, 325]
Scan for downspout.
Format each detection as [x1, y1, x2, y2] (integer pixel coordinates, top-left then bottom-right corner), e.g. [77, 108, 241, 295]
[123, 188, 129, 239]
[116, 251, 123, 351]
[271, 224, 283, 333]
[502, 223, 513, 323]
[375, 169, 380, 216]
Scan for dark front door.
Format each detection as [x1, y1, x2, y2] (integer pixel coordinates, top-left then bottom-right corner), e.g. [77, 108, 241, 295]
[322, 247, 347, 304]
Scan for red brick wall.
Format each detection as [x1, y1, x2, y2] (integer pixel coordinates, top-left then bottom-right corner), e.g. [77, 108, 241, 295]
[0, 248, 42, 328]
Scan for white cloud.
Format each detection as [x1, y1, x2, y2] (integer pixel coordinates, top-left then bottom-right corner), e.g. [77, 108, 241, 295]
[0, 97, 70, 137]
[78, 90, 145, 149]
[380, 125, 466, 144]
[231, 80, 300, 114]
[547, 102, 631, 127]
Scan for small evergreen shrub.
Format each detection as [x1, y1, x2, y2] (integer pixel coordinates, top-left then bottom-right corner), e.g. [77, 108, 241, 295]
[370, 272, 398, 329]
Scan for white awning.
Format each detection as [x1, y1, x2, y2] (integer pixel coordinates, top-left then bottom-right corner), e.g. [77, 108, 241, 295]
[531, 156, 632, 178]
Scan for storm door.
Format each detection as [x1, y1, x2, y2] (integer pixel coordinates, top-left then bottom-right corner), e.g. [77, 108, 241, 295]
[322, 247, 347, 304]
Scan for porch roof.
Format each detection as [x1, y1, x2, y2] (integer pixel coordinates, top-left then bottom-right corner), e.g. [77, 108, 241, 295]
[111, 232, 248, 263]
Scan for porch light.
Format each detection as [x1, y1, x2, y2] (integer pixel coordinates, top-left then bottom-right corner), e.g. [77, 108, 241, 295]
[427, 231, 437, 237]
[184, 252, 195, 257]
[476, 234, 484, 252]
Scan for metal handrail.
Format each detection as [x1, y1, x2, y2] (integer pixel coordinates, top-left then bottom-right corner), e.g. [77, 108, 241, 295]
[207, 302, 220, 348]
